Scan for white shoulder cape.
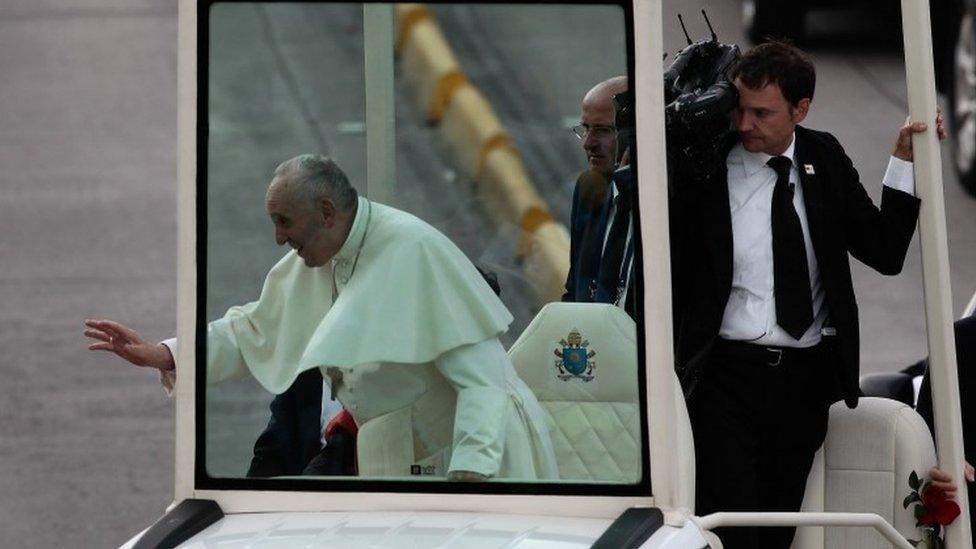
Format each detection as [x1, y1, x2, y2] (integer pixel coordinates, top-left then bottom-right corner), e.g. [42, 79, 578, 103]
[212, 198, 513, 394]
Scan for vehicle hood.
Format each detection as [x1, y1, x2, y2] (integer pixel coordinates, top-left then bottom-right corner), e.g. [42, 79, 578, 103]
[122, 511, 616, 548]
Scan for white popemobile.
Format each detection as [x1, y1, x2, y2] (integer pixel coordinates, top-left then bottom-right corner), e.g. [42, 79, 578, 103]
[120, 1, 971, 547]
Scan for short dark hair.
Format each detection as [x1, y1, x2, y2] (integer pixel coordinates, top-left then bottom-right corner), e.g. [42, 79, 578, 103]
[730, 40, 816, 106]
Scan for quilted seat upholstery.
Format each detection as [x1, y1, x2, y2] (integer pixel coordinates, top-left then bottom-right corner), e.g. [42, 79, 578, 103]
[508, 302, 642, 482]
[791, 397, 937, 549]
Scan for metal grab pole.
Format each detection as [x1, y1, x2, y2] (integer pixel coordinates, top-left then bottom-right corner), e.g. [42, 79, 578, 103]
[363, 4, 396, 204]
[636, 0, 684, 510]
[695, 512, 914, 549]
[174, 0, 197, 503]
[901, 0, 972, 547]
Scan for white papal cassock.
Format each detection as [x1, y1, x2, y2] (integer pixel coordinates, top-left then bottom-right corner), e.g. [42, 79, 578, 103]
[164, 197, 558, 480]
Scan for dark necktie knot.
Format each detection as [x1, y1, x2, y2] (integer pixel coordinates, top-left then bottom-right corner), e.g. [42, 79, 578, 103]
[767, 156, 792, 180]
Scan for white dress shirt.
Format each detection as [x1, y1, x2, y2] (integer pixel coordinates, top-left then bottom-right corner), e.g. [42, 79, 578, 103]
[718, 133, 916, 347]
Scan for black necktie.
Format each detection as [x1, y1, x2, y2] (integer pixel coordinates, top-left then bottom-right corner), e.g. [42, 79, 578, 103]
[768, 156, 813, 340]
[596, 181, 633, 303]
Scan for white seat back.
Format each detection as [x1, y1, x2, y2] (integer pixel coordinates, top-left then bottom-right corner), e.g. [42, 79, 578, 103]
[508, 302, 643, 482]
[791, 397, 937, 549]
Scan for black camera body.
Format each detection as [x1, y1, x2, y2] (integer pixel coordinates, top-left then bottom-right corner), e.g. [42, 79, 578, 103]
[608, 89, 636, 201]
[601, 22, 740, 199]
[664, 34, 741, 180]
[613, 89, 635, 165]
[665, 39, 740, 134]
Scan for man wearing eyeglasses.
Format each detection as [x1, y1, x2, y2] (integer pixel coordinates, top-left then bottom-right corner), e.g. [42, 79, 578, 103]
[562, 76, 636, 318]
[575, 78, 625, 178]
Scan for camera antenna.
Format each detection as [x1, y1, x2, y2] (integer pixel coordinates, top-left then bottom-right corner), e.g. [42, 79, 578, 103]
[702, 9, 717, 42]
[677, 13, 692, 45]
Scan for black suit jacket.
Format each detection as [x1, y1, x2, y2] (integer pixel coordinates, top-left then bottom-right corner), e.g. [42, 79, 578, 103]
[915, 316, 976, 534]
[246, 368, 324, 477]
[562, 173, 638, 317]
[670, 126, 921, 407]
[916, 315, 976, 465]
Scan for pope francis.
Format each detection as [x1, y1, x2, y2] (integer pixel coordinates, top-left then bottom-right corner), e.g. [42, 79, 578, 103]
[85, 154, 558, 482]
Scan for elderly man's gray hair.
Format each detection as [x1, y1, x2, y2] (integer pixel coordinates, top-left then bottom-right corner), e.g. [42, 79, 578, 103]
[273, 154, 358, 211]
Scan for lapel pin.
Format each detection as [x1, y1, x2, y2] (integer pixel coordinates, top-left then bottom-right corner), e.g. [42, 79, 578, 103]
[804, 164, 816, 175]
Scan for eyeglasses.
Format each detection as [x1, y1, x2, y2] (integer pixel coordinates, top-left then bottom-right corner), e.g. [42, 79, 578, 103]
[572, 124, 616, 140]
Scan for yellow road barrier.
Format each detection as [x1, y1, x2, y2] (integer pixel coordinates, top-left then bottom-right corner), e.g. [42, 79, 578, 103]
[395, 3, 571, 302]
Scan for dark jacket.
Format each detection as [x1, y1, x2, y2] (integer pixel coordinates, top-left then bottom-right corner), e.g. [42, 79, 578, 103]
[914, 316, 976, 536]
[562, 171, 638, 317]
[670, 126, 921, 407]
[916, 315, 976, 465]
[246, 368, 324, 477]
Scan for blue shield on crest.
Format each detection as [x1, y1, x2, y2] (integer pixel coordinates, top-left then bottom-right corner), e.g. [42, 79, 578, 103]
[562, 348, 587, 375]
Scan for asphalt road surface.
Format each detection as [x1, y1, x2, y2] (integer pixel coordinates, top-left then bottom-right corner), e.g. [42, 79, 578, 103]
[1, 1, 974, 547]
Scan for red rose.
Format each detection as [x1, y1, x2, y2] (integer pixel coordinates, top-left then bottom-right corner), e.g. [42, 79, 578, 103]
[919, 484, 962, 526]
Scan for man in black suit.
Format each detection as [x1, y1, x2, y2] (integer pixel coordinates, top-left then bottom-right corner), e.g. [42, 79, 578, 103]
[563, 76, 637, 317]
[670, 41, 944, 548]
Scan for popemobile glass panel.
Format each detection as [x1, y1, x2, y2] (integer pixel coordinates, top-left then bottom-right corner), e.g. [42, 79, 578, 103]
[200, 1, 648, 494]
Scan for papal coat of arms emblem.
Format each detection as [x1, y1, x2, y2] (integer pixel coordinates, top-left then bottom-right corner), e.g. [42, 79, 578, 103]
[553, 328, 596, 381]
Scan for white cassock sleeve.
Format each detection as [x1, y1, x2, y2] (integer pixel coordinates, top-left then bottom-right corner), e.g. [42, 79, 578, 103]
[434, 338, 511, 477]
[156, 306, 260, 395]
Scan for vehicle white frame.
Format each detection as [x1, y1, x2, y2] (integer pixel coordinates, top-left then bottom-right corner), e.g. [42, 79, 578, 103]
[170, 0, 970, 545]
[174, 0, 661, 519]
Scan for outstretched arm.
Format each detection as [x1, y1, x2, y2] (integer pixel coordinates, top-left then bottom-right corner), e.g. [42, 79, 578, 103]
[84, 319, 174, 371]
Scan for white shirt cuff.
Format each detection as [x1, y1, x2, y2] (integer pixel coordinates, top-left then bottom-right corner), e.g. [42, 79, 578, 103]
[882, 156, 915, 196]
[158, 338, 178, 396]
[160, 337, 177, 358]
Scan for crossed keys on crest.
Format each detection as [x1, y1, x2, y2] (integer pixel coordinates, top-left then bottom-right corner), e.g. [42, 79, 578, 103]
[553, 329, 596, 381]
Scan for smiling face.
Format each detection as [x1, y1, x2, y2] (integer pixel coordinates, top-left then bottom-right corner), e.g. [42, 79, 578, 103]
[734, 78, 810, 156]
[265, 177, 341, 267]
